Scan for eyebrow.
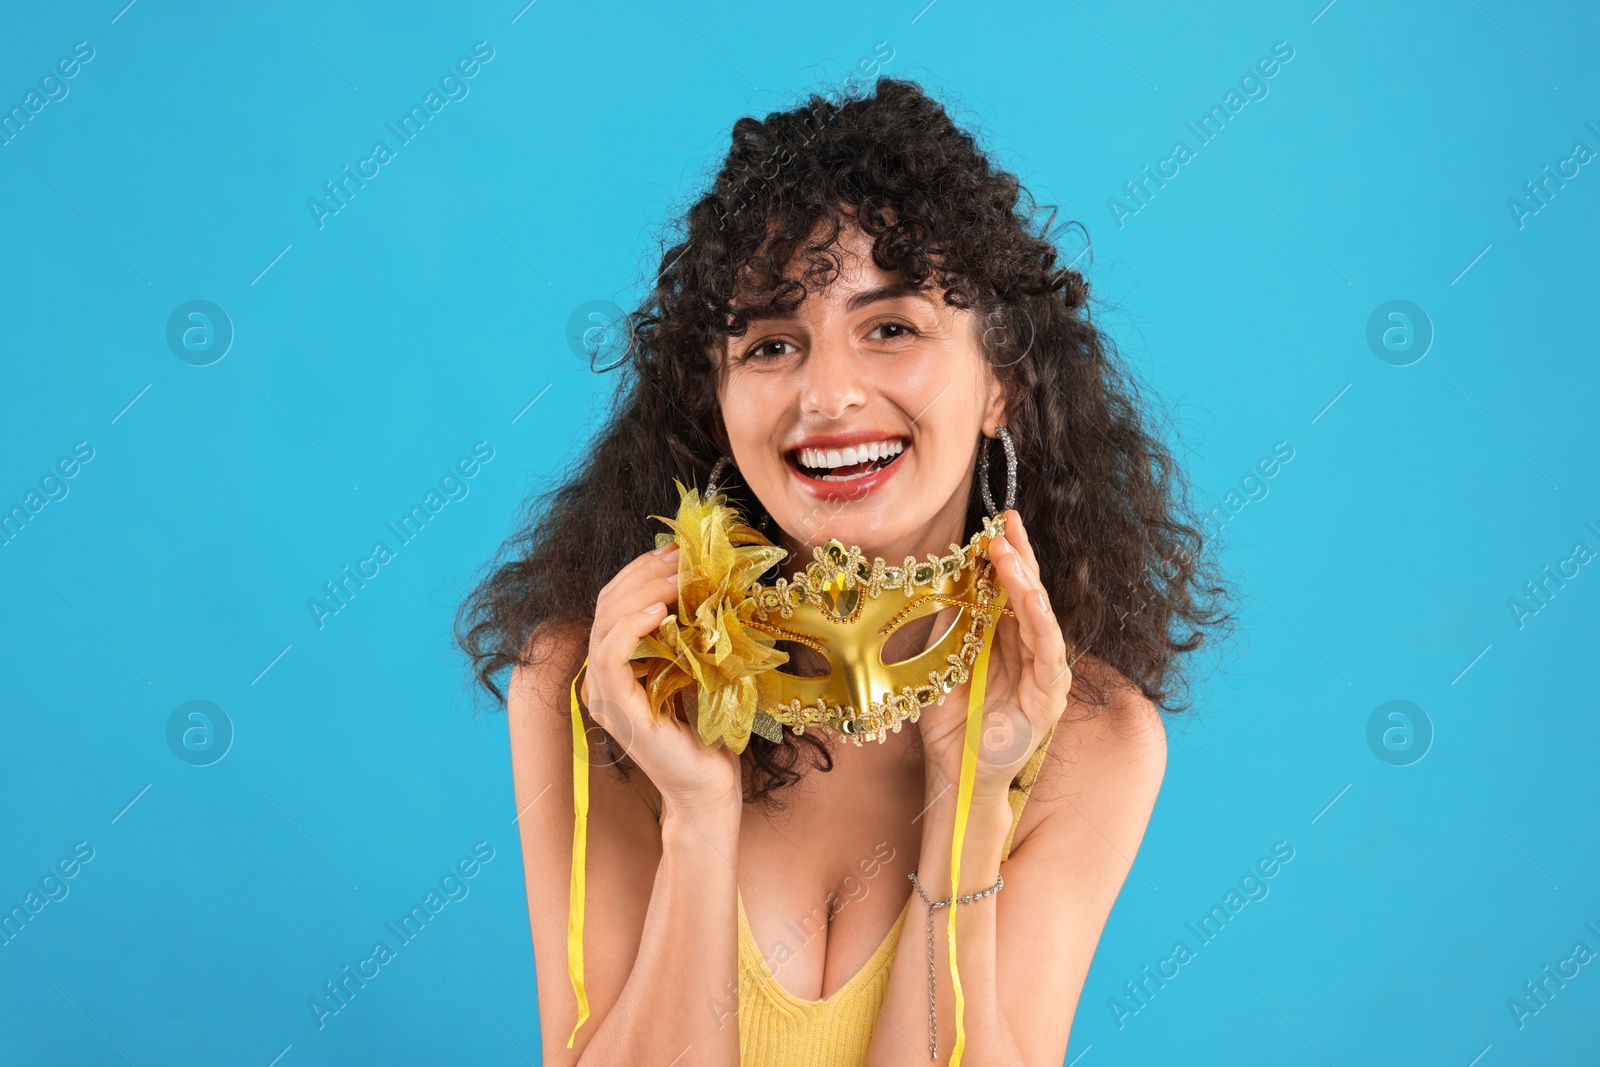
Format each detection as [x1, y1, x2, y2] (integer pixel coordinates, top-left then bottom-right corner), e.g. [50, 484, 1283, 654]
[737, 283, 937, 322]
[846, 283, 937, 312]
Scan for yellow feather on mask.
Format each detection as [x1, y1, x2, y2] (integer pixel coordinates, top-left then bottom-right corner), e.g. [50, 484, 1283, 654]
[629, 481, 791, 753]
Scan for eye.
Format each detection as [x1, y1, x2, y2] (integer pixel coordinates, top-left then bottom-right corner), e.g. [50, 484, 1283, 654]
[742, 338, 796, 361]
[869, 320, 918, 342]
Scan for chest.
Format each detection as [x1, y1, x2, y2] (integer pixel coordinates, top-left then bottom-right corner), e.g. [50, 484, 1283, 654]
[735, 732, 925, 1002]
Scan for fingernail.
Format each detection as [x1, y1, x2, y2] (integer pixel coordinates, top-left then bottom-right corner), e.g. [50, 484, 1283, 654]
[667, 573, 680, 586]
[645, 602, 668, 614]
[1031, 590, 1052, 616]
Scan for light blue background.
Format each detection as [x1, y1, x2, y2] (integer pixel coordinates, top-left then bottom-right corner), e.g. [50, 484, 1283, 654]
[2, 1, 1596, 1064]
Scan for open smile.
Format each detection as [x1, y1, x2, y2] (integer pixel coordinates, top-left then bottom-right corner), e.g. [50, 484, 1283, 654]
[784, 436, 909, 499]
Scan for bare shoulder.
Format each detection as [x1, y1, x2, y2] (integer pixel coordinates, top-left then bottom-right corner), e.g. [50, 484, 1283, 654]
[506, 623, 661, 816]
[1044, 654, 1164, 785]
[1013, 654, 1167, 848]
[506, 624, 664, 1063]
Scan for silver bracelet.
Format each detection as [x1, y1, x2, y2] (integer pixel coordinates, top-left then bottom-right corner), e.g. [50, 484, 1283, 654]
[907, 869, 1004, 1061]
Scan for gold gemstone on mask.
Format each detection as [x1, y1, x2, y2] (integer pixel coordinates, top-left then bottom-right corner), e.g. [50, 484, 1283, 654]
[819, 577, 861, 621]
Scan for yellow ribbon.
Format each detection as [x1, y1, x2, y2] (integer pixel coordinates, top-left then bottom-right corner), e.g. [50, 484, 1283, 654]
[566, 665, 590, 1048]
[947, 586, 1007, 1067]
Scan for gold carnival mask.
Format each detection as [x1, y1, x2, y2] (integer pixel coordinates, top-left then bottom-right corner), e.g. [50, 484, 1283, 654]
[625, 482, 1010, 751]
[744, 516, 1010, 746]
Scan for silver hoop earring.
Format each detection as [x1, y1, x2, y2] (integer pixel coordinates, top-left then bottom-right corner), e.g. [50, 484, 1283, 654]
[705, 455, 733, 497]
[977, 426, 1018, 516]
[705, 456, 771, 532]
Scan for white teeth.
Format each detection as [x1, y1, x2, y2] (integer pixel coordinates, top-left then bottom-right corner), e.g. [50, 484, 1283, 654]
[795, 439, 905, 472]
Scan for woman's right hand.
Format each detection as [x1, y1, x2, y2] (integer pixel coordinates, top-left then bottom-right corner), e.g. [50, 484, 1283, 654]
[582, 543, 744, 820]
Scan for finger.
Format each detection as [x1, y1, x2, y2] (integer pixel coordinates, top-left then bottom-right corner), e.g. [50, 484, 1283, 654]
[1000, 512, 1071, 691]
[599, 544, 679, 602]
[1004, 509, 1041, 580]
[989, 536, 1045, 661]
[595, 598, 671, 669]
[995, 537, 1071, 699]
[1029, 588, 1072, 694]
[588, 601, 671, 718]
[990, 529, 1043, 601]
[597, 571, 679, 628]
[1015, 562, 1071, 697]
[594, 553, 680, 634]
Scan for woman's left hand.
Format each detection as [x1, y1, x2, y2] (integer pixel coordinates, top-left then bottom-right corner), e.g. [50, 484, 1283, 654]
[916, 509, 1074, 799]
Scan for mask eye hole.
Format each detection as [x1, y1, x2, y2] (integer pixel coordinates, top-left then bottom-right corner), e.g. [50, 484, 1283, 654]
[881, 605, 963, 665]
[773, 640, 831, 678]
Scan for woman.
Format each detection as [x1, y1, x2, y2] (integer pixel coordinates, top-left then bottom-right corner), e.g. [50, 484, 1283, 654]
[458, 77, 1229, 1066]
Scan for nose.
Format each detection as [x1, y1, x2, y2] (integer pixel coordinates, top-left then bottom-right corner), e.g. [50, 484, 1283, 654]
[797, 331, 869, 421]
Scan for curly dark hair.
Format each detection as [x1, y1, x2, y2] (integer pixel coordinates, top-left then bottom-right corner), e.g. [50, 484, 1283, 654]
[456, 76, 1233, 809]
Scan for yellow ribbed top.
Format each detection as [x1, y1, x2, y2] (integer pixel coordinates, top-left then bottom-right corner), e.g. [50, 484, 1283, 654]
[735, 726, 1056, 1066]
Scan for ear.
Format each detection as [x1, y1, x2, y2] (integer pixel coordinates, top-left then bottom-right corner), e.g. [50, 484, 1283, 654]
[710, 407, 731, 454]
[711, 340, 736, 453]
[979, 364, 1009, 437]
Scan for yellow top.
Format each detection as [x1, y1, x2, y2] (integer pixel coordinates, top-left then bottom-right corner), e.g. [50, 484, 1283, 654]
[734, 726, 1056, 1067]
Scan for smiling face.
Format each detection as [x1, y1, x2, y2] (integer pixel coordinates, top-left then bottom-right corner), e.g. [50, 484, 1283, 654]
[716, 219, 1006, 565]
